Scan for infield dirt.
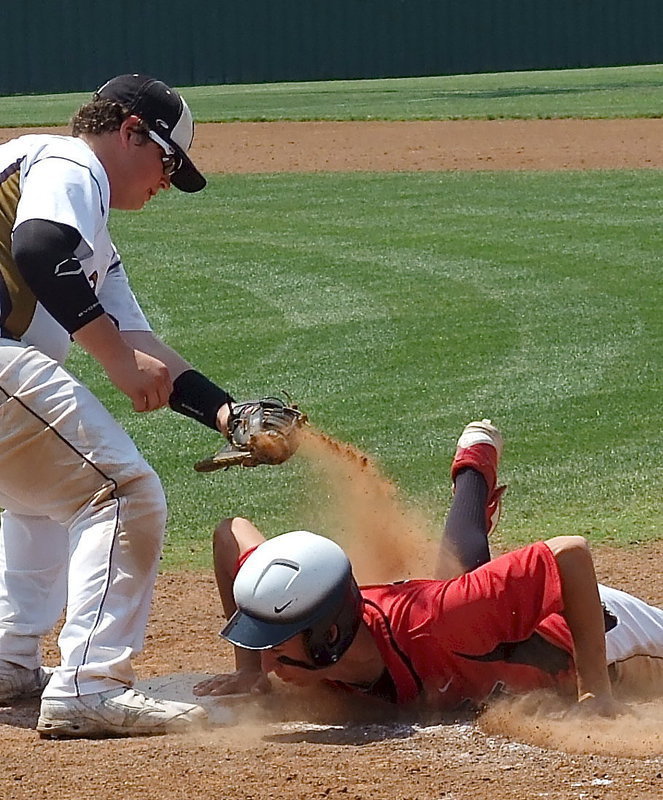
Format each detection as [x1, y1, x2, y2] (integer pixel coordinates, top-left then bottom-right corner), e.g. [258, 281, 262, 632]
[0, 120, 661, 800]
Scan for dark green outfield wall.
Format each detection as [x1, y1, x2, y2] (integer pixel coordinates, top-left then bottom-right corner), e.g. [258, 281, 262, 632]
[3, 0, 662, 95]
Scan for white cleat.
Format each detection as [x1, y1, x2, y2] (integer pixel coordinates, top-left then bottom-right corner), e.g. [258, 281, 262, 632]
[452, 419, 506, 536]
[455, 418, 504, 456]
[0, 662, 52, 703]
[37, 687, 208, 739]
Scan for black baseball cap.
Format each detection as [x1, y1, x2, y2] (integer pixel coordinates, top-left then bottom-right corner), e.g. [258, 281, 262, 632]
[94, 73, 206, 193]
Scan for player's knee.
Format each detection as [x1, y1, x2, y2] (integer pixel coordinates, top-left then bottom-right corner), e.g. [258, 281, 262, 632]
[121, 468, 167, 545]
[139, 467, 166, 510]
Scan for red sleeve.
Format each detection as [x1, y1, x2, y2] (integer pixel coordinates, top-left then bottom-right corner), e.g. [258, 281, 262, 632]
[426, 541, 564, 654]
[234, 544, 259, 576]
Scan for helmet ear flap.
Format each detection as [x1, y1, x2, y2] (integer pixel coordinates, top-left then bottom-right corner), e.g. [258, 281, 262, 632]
[304, 624, 340, 663]
[303, 579, 363, 667]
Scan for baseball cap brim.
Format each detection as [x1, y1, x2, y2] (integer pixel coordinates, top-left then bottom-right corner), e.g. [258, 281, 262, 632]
[221, 609, 306, 650]
[170, 149, 206, 193]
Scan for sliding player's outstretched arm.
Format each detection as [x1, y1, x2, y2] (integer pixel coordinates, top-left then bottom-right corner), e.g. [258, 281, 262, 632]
[194, 517, 271, 697]
[545, 535, 625, 718]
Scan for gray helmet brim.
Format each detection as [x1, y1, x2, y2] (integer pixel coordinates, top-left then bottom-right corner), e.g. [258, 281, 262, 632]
[221, 609, 305, 650]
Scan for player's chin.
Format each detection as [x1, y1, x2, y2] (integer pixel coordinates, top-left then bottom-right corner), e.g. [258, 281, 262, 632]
[271, 665, 291, 682]
[115, 197, 149, 211]
[274, 668, 316, 688]
[130, 190, 155, 210]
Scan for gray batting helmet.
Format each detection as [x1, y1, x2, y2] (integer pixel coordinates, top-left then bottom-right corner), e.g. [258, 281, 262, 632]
[221, 530, 363, 668]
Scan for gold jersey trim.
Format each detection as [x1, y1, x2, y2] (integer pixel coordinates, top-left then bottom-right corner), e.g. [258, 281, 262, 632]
[0, 162, 38, 338]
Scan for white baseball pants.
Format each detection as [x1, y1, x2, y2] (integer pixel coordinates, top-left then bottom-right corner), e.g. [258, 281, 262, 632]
[600, 583, 663, 663]
[0, 340, 166, 697]
[600, 583, 663, 696]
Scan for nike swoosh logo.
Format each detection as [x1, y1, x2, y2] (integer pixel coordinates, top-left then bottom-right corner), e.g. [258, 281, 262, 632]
[274, 600, 293, 614]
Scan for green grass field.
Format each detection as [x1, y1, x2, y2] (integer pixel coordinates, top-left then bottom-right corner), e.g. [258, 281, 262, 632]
[61, 169, 663, 567]
[2, 64, 663, 125]
[4, 66, 663, 567]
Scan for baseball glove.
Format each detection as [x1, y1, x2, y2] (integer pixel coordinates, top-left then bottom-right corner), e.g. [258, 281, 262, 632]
[194, 397, 307, 471]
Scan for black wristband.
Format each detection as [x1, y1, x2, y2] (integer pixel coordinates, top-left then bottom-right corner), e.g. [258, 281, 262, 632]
[169, 369, 234, 431]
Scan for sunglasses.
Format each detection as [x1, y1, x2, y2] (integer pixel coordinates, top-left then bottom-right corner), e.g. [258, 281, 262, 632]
[147, 130, 181, 177]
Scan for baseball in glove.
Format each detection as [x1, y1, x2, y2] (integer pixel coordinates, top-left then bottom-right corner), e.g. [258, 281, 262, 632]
[194, 396, 307, 471]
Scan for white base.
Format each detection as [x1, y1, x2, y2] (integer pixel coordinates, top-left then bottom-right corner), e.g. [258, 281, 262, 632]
[134, 673, 257, 726]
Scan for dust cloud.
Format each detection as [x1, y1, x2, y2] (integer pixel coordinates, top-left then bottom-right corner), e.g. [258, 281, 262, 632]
[297, 428, 463, 583]
[479, 690, 663, 758]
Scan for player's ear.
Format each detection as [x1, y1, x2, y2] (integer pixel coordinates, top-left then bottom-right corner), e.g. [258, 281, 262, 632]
[119, 115, 143, 148]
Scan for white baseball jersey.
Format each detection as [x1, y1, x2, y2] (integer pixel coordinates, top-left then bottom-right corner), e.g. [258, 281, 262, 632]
[0, 134, 150, 363]
[0, 134, 164, 698]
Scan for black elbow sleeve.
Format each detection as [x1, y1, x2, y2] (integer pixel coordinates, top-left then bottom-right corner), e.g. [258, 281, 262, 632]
[12, 219, 104, 334]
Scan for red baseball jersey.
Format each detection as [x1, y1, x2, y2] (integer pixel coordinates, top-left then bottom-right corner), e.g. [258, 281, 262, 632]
[343, 542, 576, 708]
[236, 541, 576, 709]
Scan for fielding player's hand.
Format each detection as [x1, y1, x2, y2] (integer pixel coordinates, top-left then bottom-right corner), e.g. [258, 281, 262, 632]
[193, 669, 272, 697]
[107, 350, 173, 412]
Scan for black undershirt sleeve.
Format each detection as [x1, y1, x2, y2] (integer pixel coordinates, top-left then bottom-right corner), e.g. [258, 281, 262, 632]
[439, 468, 491, 574]
[12, 218, 105, 334]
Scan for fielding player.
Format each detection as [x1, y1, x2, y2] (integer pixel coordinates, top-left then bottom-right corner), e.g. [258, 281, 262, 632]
[0, 74, 246, 737]
[195, 421, 663, 716]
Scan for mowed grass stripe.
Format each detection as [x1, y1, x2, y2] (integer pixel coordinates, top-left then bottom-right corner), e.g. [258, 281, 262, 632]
[62, 170, 662, 567]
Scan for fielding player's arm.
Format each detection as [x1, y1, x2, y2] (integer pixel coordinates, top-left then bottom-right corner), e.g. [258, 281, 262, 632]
[121, 330, 233, 434]
[12, 219, 172, 412]
[75, 317, 173, 412]
[544, 535, 621, 717]
[193, 517, 271, 697]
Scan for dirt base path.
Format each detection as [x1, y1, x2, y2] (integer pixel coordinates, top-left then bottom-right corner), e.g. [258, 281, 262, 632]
[0, 543, 661, 800]
[191, 118, 663, 172]
[0, 120, 661, 800]
[3, 118, 663, 172]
